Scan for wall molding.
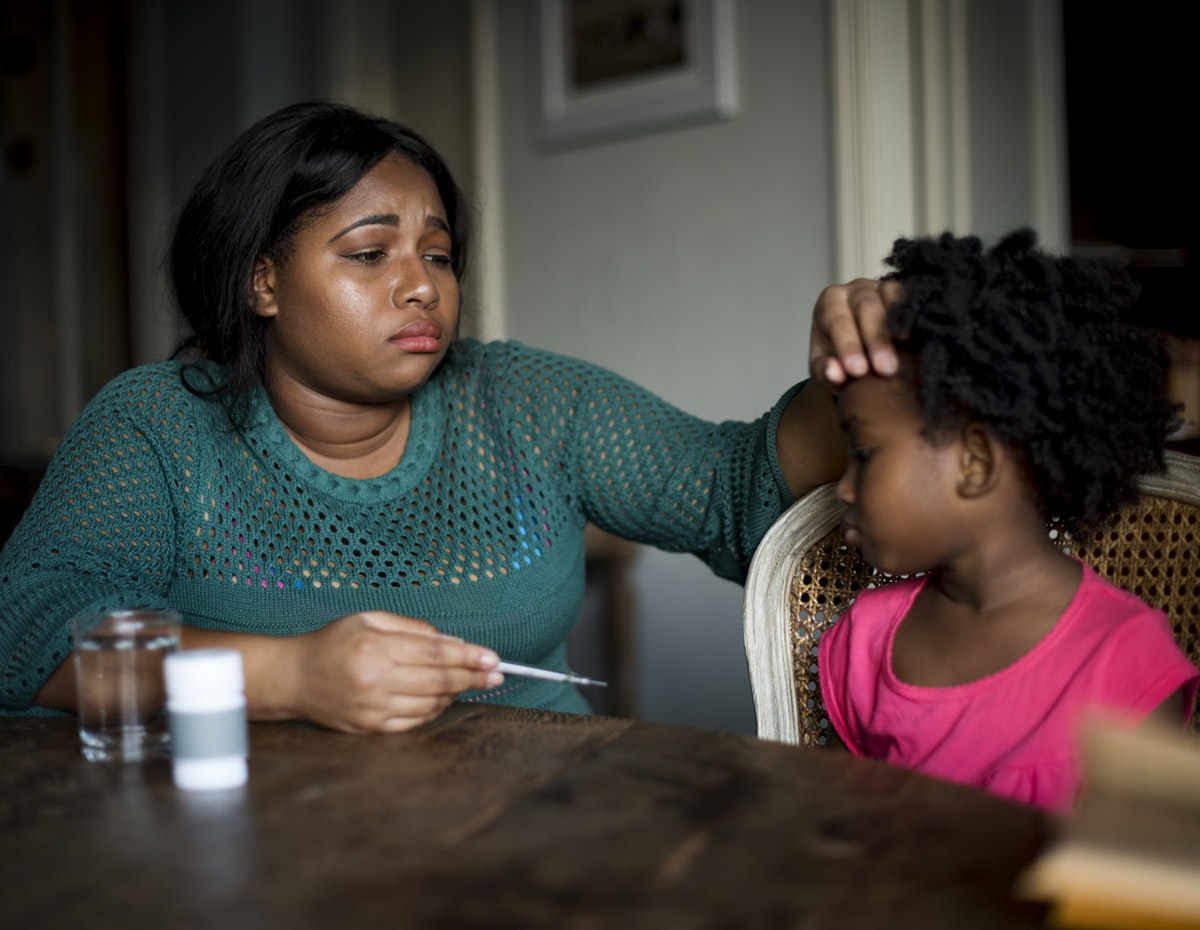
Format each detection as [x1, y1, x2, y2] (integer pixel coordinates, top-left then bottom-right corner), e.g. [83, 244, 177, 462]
[832, 0, 916, 280]
[469, 0, 507, 342]
[1028, 0, 1068, 251]
[832, 0, 1066, 276]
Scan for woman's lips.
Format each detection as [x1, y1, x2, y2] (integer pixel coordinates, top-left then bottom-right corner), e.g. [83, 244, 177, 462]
[389, 319, 443, 353]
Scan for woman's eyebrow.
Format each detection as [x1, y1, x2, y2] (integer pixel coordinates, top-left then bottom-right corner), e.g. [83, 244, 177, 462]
[328, 214, 398, 243]
[328, 213, 451, 243]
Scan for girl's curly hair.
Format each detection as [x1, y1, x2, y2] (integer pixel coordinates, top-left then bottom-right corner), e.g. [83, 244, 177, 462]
[882, 229, 1174, 532]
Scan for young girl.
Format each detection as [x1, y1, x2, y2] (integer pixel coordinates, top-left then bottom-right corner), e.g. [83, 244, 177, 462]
[818, 230, 1200, 812]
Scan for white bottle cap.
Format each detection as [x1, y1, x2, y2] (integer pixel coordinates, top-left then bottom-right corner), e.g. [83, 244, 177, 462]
[165, 648, 245, 711]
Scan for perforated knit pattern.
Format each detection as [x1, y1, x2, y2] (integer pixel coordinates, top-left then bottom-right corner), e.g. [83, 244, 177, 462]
[1, 340, 798, 713]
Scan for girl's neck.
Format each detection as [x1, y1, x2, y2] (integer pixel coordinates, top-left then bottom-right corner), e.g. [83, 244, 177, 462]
[892, 528, 1083, 688]
[931, 531, 1078, 614]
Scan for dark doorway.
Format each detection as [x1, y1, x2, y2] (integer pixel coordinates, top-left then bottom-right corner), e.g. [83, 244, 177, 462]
[1062, 0, 1197, 337]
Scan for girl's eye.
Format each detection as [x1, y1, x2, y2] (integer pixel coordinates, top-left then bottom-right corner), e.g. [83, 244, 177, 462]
[424, 252, 453, 267]
[348, 249, 385, 264]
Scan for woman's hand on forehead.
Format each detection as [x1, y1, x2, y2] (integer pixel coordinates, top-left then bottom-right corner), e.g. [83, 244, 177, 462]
[809, 279, 903, 388]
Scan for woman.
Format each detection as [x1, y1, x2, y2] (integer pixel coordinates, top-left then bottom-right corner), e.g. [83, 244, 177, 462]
[0, 101, 893, 733]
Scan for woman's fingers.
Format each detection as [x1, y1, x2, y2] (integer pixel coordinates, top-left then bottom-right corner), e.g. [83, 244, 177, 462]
[809, 278, 901, 387]
[380, 658, 503, 698]
[810, 280, 877, 382]
[296, 612, 502, 733]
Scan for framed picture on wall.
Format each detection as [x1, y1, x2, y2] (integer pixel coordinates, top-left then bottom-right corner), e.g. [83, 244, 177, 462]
[539, 0, 738, 148]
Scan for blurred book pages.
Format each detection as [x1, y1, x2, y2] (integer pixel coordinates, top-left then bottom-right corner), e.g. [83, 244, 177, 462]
[1017, 720, 1200, 930]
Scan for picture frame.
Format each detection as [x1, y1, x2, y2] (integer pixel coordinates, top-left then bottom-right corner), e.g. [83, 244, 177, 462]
[539, 0, 738, 148]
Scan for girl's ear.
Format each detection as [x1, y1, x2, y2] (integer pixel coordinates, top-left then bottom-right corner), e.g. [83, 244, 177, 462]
[957, 423, 1001, 499]
[252, 257, 278, 318]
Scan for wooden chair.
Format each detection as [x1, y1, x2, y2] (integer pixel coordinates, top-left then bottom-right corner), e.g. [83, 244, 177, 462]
[743, 449, 1200, 746]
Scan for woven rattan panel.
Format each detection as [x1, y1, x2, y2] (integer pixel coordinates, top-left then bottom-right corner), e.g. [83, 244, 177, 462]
[787, 529, 880, 747]
[789, 493, 1200, 747]
[1060, 496, 1200, 669]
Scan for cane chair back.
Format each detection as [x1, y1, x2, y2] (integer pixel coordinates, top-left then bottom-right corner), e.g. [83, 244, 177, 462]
[743, 450, 1200, 746]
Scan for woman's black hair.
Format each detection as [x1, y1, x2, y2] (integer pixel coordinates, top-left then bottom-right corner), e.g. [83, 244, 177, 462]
[169, 100, 470, 409]
[882, 229, 1174, 531]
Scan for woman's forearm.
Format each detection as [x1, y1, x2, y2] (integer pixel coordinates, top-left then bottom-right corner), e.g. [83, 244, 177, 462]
[33, 626, 304, 720]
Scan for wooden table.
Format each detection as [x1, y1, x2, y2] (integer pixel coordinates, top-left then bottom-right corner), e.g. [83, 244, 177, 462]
[0, 704, 1051, 929]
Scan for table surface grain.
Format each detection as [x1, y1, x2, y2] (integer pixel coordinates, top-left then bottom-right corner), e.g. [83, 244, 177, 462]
[0, 703, 1051, 929]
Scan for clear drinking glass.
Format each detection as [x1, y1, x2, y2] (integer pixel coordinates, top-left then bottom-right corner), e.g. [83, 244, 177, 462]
[72, 608, 182, 761]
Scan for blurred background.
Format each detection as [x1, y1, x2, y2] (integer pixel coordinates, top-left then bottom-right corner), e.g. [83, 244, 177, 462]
[0, 0, 1192, 732]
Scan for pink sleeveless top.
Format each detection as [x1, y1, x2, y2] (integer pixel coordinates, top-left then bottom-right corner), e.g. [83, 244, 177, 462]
[819, 563, 1200, 811]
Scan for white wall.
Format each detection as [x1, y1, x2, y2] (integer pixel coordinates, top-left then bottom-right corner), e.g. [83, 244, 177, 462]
[493, 1, 837, 732]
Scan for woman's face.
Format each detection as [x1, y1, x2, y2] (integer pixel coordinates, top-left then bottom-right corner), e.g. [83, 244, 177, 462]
[254, 154, 459, 405]
[834, 375, 965, 575]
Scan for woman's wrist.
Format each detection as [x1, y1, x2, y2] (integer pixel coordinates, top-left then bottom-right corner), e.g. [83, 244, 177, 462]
[178, 626, 306, 722]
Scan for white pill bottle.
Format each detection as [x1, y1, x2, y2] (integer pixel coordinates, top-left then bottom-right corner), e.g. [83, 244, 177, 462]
[164, 648, 248, 790]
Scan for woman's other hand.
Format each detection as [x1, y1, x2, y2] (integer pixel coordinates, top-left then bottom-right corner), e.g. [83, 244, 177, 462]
[775, 278, 904, 497]
[808, 278, 902, 388]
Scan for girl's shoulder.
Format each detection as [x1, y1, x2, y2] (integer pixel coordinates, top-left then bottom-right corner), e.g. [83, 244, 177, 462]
[850, 575, 926, 612]
[830, 576, 925, 646]
[1056, 562, 1188, 672]
[1073, 560, 1166, 624]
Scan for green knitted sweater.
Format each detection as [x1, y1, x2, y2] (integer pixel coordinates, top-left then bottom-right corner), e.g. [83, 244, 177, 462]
[0, 339, 800, 714]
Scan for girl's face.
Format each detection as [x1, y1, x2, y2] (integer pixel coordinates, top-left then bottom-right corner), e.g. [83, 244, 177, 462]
[835, 375, 965, 575]
[253, 155, 460, 405]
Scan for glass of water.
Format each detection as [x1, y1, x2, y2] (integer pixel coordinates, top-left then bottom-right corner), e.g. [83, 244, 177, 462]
[72, 609, 182, 762]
